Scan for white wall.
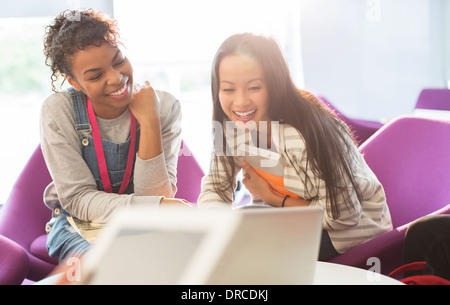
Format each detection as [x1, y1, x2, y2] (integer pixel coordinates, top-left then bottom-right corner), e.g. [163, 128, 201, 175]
[445, 0, 450, 88]
[300, 0, 448, 121]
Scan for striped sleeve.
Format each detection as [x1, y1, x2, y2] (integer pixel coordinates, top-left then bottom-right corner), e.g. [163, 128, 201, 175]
[282, 125, 392, 254]
[197, 155, 237, 209]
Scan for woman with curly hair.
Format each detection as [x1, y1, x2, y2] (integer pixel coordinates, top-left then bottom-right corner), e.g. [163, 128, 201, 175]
[198, 33, 392, 260]
[41, 9, 189, 262]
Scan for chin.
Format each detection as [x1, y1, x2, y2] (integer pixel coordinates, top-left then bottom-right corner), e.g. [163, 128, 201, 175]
[233, 120, 259, 130]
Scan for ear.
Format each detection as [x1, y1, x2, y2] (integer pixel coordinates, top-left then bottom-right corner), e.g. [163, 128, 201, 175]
[66, 75, 83, 92]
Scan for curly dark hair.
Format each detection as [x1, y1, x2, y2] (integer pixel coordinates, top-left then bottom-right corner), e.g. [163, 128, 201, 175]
[43, 9, 121, 91]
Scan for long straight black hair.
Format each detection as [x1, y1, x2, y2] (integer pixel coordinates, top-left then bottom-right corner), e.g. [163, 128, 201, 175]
[210, 33, 362, 219]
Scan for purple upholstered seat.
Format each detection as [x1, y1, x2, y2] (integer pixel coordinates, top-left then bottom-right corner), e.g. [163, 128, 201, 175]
[319, 96, 383, 145]
[0, 235, 30, 285]
[175, 141, 204, 203]
[0, 140, 204, 284]
[414, 88, 450, 111]
[329, 116, 450, 275]
[0, 145, 57, 284]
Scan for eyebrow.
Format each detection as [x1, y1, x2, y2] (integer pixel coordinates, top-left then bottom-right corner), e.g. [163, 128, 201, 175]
[220, 78, 264, 85]
[83, 49, 121, 75]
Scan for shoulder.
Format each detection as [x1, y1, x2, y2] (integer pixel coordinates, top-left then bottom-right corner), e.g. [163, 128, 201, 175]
[279, 124, 308, 168]
[40, 90, 77, 136]
[282, 124, 307, 148]
[155, 90, 181, 122]
[41, 91, 72, 118]
[156, 90, 179, 108]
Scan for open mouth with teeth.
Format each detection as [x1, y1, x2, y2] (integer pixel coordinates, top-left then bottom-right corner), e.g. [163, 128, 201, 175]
[233, 110, 257, 122]
[107, 81, 129, 98]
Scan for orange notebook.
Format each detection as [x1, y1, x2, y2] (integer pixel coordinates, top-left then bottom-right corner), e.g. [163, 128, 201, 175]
[238, 144, 299, 199]
[252, 168, 299, 199]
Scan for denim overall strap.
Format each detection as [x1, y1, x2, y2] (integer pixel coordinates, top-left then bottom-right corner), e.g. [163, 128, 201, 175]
[45, 88, 93, 262]
[68, 87, 139, 193]
[68, 87, 91, 134]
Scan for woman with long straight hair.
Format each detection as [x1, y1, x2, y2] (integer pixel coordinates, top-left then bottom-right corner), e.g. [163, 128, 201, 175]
[198, 33, 392, 260]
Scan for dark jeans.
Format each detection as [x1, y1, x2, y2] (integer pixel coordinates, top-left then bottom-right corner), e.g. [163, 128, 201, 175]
[319, 230, 339, 261]
[403, 214, 450, 280]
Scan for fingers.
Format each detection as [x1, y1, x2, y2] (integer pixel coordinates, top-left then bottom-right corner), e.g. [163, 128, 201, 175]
[241, 160, 255, 187]
[240, 159, 253, 172]
[133, 83, 144, 93]
[133, 81, 153, 94]
[160, 198, 194, 208]
[241, 160, 255, 179]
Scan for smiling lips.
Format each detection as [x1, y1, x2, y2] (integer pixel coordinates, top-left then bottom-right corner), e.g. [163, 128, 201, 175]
[107, 81, 128, 98]
[233, 110, 256, 122]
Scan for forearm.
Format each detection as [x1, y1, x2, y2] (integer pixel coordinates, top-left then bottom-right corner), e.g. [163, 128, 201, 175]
[198, 174, 234, 205]
[134, 91, 181, 197]
[43, 148, 164, 223]
[71, 191, 162, 223]
[133, 153, 176, 198]
[197, 158, 237, 208]
[137, 119, 163, 160]
[264, 190, 311, 208]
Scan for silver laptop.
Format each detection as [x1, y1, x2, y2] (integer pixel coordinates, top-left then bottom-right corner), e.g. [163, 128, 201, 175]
[80, 205, 323, 285]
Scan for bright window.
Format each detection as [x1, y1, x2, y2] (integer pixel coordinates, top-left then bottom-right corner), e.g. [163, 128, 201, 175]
[113, 0, 303, 171]
[3, 1, 445, 205]
[0, 1, 302, 204]
[0, 17, 54, 205]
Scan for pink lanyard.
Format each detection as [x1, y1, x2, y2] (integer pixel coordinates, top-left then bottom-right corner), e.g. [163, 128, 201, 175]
[87, 98, 136, 194]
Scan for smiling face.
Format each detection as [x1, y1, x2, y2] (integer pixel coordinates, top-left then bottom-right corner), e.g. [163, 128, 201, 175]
[67, 43, 134, 119]
[218, 54, 271, 130]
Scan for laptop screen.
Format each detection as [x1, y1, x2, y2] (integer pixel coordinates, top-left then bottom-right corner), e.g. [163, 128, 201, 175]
[81, 206, 323, 285]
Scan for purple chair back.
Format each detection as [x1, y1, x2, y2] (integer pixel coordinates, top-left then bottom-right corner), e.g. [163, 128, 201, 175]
[0, 145, 56, 281]
[414, 88, 450, 111]
[0, 235, 30, 285]
[319, 96, 383, 144]
[0, 146, 52, 245]
[329, 116, 450, 275]
[176, 141, 204, 203]
[359, 116, 450, 228]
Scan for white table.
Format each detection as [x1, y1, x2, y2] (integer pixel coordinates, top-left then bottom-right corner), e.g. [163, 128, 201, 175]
[314, 261, 403, 285]
[37, 261, 403, 285]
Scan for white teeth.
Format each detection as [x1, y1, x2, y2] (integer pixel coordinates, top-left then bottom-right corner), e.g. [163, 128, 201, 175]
[234, 110, 256, 118]
[109, 83, 127, 96]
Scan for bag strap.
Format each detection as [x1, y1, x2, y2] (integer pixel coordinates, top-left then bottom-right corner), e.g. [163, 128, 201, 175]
[389, 261, 427, 278]
[390, 262, 450, 285]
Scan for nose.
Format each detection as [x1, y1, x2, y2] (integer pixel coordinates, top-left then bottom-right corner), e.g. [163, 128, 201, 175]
[107, 68, 123, 86]
[234, 89, 250, 107]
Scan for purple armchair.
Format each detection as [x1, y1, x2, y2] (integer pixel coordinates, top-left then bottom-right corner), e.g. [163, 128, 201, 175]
[414, 88, 450, 111]
[329, 116, 450, 276]
[0, 235, 30, 285]
[0, 145, 57, 284]
[175, 141, 205, 203]
[0, 141, 204, 284]
[319, 96, 383, 145]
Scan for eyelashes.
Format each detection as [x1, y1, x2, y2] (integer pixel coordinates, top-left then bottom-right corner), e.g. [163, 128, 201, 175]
[88, 59, 126, 81]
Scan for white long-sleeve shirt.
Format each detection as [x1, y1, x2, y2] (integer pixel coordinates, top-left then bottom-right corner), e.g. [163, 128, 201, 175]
[198, 123, 392, 254]
[40, 90, 182, 223]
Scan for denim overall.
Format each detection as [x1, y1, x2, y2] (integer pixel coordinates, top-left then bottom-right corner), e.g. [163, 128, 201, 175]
[45, 88, 140, 262]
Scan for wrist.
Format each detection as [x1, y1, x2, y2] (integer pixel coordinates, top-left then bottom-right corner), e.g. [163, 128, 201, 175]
[138, 117, 161, 130]
[264, 191, 285, 207]
[281, 195, 290, 208]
